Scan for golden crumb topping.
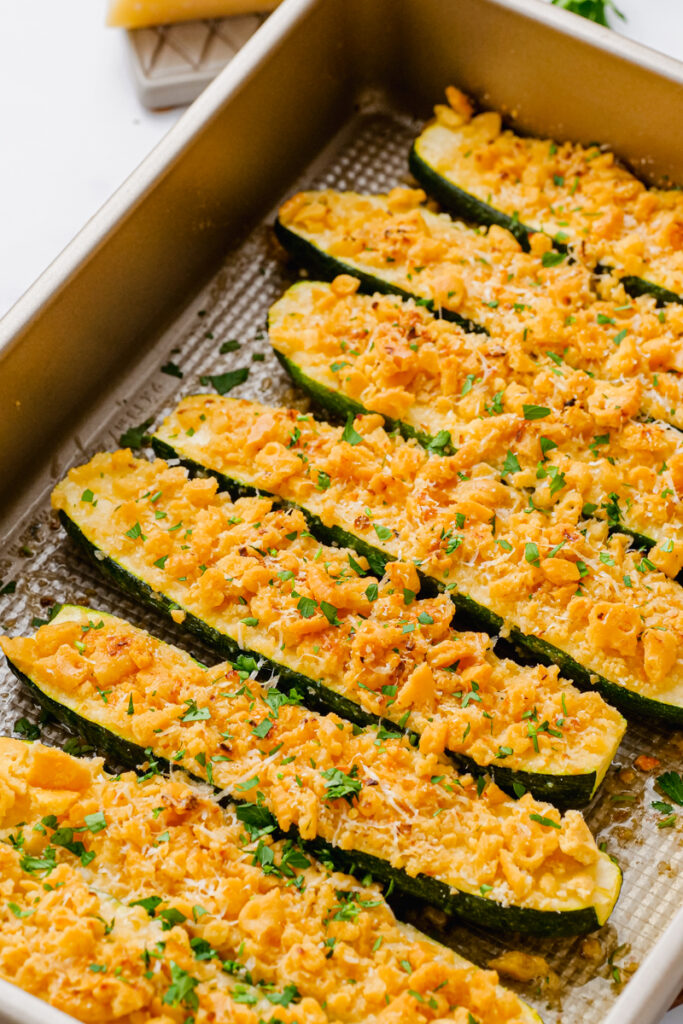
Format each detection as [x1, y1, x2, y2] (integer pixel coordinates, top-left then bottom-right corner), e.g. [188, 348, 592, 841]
[419, 87, 683, 297]
[155, 392, 626, 787]
[268, 280, 683, 571]
[2, 608, 618, 919]
[0, 838, 287, 1024]
[278, 189, 683, 430]
[64, 442, 683, 715]
[0, 737, 537, 1024]
[52, 447, 626, 785]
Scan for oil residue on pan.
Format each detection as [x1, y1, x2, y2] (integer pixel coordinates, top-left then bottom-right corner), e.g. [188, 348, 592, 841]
[1, 104, 681, 1024]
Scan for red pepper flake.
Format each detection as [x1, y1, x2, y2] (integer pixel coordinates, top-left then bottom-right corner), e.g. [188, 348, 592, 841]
[634, 755, 661, 773]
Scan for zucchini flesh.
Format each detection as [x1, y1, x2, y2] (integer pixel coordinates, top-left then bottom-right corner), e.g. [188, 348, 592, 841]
[56, 449, 624, 808]
[276, 189, 683, 432]
[267, 279, 683, 575]
[0, 736, 543, 1024]
[149, 400, 683, 729]
[154, 393, 629, 807]
[2, 607, 620, 936]
[410, 89, 683, 307]
[0, 833, 282, 1024]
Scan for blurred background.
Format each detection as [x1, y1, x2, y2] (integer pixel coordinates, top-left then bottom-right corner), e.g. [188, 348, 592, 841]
[0, 0, 682, 1020]
[1, 0, 683, 319]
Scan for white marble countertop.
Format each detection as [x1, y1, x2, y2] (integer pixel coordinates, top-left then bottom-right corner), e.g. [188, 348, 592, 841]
[1, 2, 682, 1020]
[0, 0, 182, 318]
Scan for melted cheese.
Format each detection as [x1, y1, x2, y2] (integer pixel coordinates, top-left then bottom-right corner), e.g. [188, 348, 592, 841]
[0, 737, 539, 1024]
[268, 279, 683, 572]
[0, 837, 279, 1024]
[49, 447, 683, 715]
[156, 392, 626, 786]
[417, 87, 683, 298]
[52, 446, 625, 783]
[4, 603, 618, 919]
[278, 189, 683, 430]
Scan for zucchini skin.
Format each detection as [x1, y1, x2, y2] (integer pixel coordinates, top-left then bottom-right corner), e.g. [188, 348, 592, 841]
[270, 348, 444, 451]
[58, 510, 378, 729]
[273, 217, 487, 335]
[11, 659, 160, 775]
[619, 275, 683, 307]
[5, 649, 612, 937]
[409, 142, 683, 308]
[271, 349, 442, 451]
[151, 434, 607, 808]
[152, 421, 683, 730]
[300, 835, 608, 938]
[268, 352, 670, 569]
[409, 143, 534, 251]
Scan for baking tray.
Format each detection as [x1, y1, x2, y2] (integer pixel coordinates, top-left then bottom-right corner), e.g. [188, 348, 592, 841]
[1, 1, 683, 1022]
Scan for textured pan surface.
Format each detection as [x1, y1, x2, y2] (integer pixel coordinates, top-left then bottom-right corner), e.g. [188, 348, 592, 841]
[1, 102, 683, 1024]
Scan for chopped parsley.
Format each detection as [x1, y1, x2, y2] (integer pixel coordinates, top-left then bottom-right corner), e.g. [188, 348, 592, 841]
[297, 595, 318, 619]
[523, 404, 551, 420]
[119, 418, 153, 448]
[14, 717, 41, 741]
[549, 1, 624, 32]
[321, 765, 362, 803]
[426, 429, 454, 455]
[162, 962, 200, 1011]
[320, 601, 341, 626]
[219, 339, 241, 353]
[180, 699, 211, 722]
[657, 771, 683, 806]
[541, 251, 566, 268]
[529, 813, 561, 829]
[235, 803, 277, 839]
[501, 450, 521, 476]
[200, 367, 249, 395]
[160, 361, 183, 378]
[341, 416, 363, 446]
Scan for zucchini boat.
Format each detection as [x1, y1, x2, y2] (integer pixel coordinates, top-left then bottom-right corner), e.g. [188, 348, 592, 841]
[276, 189, 683, 431]
[410, 87, 683, 306]
[0, 835, 288, 1024]
[267, 279, 683, 573]
[152, 398, 628, 806]
[151, 409, 683, 728]
[52, 454, 625, 807]
[2, 608, 621, 936]
[0, 737, 542, 1024]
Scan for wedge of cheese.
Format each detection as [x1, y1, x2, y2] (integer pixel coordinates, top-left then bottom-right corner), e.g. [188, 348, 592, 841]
[107, 0, 281, 29]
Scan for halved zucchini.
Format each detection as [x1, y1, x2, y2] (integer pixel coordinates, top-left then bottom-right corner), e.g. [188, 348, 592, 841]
[267, 279, 683, 574]
[410, 88, 683, 306]
[2, 606, 620, 937]
[276, 189, 683, 431]
[153, 405, 683, 729]
[0, 829, 283, 1024]
[54, 451, 624, 807]
[0, 736, 543, 1024]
